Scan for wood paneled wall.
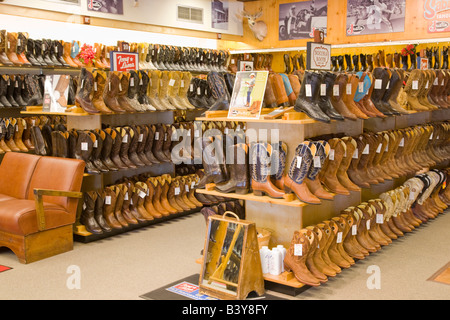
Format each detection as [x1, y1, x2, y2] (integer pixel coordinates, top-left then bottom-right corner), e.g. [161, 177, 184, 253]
[234, 0, 450, 50]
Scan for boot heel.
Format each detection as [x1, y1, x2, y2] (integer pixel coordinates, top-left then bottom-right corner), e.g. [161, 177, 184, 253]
[253, 190, 264, 197]
[284, 263, 291, 273]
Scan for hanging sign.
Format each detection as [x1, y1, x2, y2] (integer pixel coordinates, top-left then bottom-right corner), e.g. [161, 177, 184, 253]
[306, 42, 331, 70]
[110, 51, 139, 72]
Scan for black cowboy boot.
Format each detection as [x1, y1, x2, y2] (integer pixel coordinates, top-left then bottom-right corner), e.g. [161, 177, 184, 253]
[317, 72, 345, 121]
[294, 71, 331, 123]
[352, 55, 360, 72]
[345, 54, 353, 72]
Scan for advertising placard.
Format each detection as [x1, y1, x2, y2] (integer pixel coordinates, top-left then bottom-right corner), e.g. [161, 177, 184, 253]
[110, 51, 139, 72]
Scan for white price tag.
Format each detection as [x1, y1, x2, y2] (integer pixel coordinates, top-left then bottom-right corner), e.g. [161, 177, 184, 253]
[305, 84, 312, 97]
[329, 149, 335, 161]
[180, 80, 184, 88]
[358, 82, 364, 93]
[434, 77, 439, 86]
[94, 82, 98, 91]
[296, 156, 303, 168]
[139, 190, 146, 199]
[174, 187, 180, 195]
[194, 130, 200, 138]
[376, 214, 383, 224]
[138, 134, 144, 142]
[130, 78, 134, 87]
[124, 193, 129, 201]
[168, 79, 175, 86]
[190, 84, 194, 92]
[122, 135, 128, 143]
[366, 220, 371, 230]
[412, 80, 419, 90]
[333, 84, 339, 96]
[294, 243, 303, 256]
[185, 185, 189, 192]
[386, 81, 390, 89]
[336, 232, 343, 243]
[81, 142, 88, 151]
[93, 140, 98, 148]
[429, 132, 433, 140]
[362, 144, 370, 154]
[352, 225, 357, 235]
[399, 138, 404, 147]
[320, 84, 326, 96]
[376, 143, 382, 153]
[314, 156, 321, 168]
[155, 132, 159, 140]
[353, 149, 359, 159]
[346, 83, 352, 95]
[105, 196, 111, 205]
[425, 81, 429, 89]
[374, 79, 382, 89]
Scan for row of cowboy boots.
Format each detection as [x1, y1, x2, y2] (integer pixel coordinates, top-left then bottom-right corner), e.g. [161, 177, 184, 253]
[75, 68, 203, 114]
[31, 122, 176, 174]
[79, 173, 203, 235]
[0, 115, 66, 153]
[0, 73, 46, 108]
[284, 169, 448, 287]
[137, 43, 229, 73]
[200, 200, 246, 225]
[325, 122, 450, 191]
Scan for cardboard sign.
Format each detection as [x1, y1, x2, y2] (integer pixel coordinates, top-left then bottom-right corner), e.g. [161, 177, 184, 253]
[306, 42, 331, 70]
[110, 51, 139, 72]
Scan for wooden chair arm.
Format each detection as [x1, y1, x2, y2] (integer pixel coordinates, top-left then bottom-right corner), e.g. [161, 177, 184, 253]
[34, 189, 83, 231]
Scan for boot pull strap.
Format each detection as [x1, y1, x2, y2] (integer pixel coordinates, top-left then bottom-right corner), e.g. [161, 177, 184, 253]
[223, 211, 240, 221]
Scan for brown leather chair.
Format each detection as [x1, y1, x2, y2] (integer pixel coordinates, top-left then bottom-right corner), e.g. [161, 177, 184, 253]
[0, 152, 85, 264]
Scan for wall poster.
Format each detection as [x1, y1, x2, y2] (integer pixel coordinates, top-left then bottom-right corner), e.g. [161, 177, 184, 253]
[279, 0, 328, 41]
[346, 0, 406, 36]
[87, 0, 124, 15]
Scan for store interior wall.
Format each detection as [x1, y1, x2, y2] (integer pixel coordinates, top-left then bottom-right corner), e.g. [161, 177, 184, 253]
[0, 0, 244, 36]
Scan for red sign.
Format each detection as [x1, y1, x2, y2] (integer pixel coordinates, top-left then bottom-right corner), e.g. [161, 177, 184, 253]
[110, 51, 139, 72]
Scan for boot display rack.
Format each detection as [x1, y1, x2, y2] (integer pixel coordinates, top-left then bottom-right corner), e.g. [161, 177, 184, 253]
[195, 107, 450, 295]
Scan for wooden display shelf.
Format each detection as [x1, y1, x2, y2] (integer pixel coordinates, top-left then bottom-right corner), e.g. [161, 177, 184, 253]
[21, 106, 90, 116]
[196, 188, 306, 208]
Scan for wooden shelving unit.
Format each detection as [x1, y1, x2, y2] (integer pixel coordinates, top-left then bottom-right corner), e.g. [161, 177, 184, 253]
[195, 107, 450, 293]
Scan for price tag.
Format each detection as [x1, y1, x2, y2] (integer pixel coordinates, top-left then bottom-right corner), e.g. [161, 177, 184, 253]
[138, 134, 144, 142]
[374, 79, 382, 89]
[294, 243, 303, 256]
[197, 87, 201, 95]
[376, 214, 383, 224]
[412, 80, 418, 90]
[346, 83, 352, 95]
[320, 84, 326, 96]
[329, 149, 335, 161]
[434, 77, 439, 85]
[155, 132, 159, 140]
[366, 220, 371, 230]
[358, 82, 364, 93]
[185, 185, 189, 192]
[190, 84, 194, 92]
[122, 135, 128, 143]
[174, 187, 180, 195]
[314, 156, 321, 168]
[93, 140, 98, 148]
[105, 196, 111, 205]
[385, 144, 389, 152]
[169, 79, 175, 86]
[94, 82, 98, 91]
[296, 156, 303, 168]
[194, 130, 200, 138]
[124, 193, 129, 201]
[425, 81, 429, 89]
[81, 142, 88, 151]
[362, 144, 370, 154]
[333, 84, 339, 96]
[336, 232, 343, 243]
[130, 77, 134, 87]
[429, 132, 433, 140]
[119, 83, 122, 91]
[376, 143, 382, 153]
[191, 181, 195, 189]
[139, 190, 146, 198]
[180, 80, 184, 88]
[399, 138, 404, 147]
[353, 149, 359, 159]
[305, 84, 312, 97]
[352, 225, 357, 235]
[386, 81, 390, 89]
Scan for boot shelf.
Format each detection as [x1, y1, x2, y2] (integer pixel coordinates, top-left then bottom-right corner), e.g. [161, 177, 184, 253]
[21, 106, 176, 117]
[196, 187, 306, 208]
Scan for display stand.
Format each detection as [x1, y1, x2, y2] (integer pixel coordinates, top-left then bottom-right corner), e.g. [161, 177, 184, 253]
[195, 107, 450, 294]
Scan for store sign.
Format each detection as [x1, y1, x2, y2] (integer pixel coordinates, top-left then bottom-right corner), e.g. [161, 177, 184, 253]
[424, 0, 450, 33]
[110, 51, 139, 72]
[306, 42, 331, 70]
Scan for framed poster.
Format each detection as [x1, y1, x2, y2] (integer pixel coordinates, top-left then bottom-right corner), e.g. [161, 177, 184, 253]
[228, 71, 269, 120]
[279, 0, 328, 40]
[110, 51, 139, 72]
[87, 0, 124, 15]
[424, 0, 450, 33]
[346, 0, 406, 36]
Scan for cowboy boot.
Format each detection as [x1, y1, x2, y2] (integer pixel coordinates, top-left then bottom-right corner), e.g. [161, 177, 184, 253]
[215, 143, 249, 194]
[249, 142, 285, 199]
[284, 142, 321, 204]
[319, 138, 350, 195]
[143, 179, 164, 218]
[294, 71, 331, 123]
[337, 137, 361, 192]
[75, 68, 100, 114]
[108, 128, 128, 170]
[134, 182, 156, 220]
[144, 124, 160, 165]
[118, 127, 137, 169]
[102, 187, 123, 229]
[305, 140, 335, 200]
[103, 72, 127, 113]
[92, 70, 113, 113]
[330, 73, 358, 120]
[116, 184, 139, 225]
[80, 191, 103, 234]
[284, 230, 321, 287]
[98, 129, 118, 171]
[317, 72, 345, 121]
